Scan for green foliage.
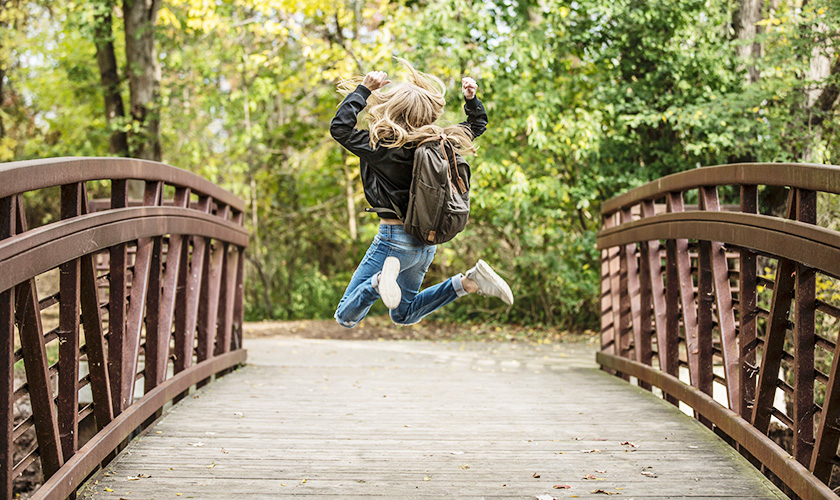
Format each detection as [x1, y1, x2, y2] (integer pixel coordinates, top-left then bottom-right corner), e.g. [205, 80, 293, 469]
[4, 0, 840, 330]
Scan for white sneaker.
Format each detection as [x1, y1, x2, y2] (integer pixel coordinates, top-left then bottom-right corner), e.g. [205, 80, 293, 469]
[465, 259, 513, 305]
[379, 256, 401, 309]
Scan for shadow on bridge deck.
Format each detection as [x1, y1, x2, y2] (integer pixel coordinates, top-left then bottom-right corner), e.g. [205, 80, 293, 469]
[80, 338, 786, 499]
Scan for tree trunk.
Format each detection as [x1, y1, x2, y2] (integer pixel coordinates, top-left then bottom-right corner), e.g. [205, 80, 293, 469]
[123, 0, 161, 161]
[93, 0, 128, 155]
[733, 0, 762, 83]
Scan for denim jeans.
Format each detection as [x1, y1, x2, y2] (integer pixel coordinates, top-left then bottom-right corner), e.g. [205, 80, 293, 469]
[335, 224, 467, 328]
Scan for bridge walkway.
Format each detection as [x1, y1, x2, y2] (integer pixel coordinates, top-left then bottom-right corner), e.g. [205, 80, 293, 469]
[80, 337, 786, 499]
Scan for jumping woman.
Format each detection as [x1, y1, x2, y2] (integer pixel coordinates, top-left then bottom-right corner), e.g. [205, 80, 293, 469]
[331, 58, 513, 328]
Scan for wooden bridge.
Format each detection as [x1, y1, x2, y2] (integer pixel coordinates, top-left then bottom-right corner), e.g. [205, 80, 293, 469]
[3, 158, 840, 499]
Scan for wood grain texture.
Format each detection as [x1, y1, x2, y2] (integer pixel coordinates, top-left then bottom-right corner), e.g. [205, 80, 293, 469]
[81, 339, 785, 499]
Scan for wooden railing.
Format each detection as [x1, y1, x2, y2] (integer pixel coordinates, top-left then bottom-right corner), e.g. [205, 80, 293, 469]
[597, 163, 840, 499]
[1, 157, 249, 499]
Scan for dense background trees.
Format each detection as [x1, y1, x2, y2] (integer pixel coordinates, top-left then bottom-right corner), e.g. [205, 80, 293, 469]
[2, 0, 839, 330]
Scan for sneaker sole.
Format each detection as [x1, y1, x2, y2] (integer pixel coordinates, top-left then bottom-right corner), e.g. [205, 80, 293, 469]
[477, 260, 514, 305]
[380, 256, 402, 310]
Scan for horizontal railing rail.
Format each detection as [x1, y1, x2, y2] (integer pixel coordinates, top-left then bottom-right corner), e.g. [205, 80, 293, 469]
[598, 162, 840, 499]
[1, 157, 248, 499]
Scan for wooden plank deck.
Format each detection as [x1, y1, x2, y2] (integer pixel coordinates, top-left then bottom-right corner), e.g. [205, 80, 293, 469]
[80, 337, 786, 499]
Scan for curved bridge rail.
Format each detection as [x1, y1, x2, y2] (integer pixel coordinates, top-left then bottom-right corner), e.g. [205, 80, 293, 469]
[0, 158, 249, 499]
[597, 163, 840, 499]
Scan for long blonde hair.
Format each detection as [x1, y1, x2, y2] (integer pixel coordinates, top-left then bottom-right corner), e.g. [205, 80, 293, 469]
[337, 58, 478, 155]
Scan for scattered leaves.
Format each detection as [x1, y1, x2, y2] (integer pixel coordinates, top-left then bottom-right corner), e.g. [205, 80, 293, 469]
[581, 449, 601, 453]
[459, 465, 470, 470]
[535, 495, 556, 500]
[301, 479, 307, 483]
[583, 474, 605, 480]
[553, 484, 571, 489]
[595, 469, 607, 474]
[423, 476, 431, 481]
[641, 466, 657, 478]
[189, 442, 205, 447]
[532, 472, 541, 478]
[104, 488, 114, 492]
[206, 462, 215, 469]
[591, 489, 621, 495]
[620, 441, 637, 447]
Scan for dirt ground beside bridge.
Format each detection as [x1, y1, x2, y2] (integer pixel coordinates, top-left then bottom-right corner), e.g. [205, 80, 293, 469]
[244, 315, 598, 345]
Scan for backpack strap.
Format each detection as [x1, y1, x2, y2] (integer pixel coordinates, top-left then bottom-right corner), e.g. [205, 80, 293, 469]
[365, 204, 403, 220]
[419, 134, 468, 194]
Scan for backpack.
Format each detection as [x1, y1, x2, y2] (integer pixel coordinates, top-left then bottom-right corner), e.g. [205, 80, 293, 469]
[402, 136, 471, 245]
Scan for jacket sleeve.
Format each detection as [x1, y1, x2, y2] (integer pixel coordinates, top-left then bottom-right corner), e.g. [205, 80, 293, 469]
[330, 85, 375, 159]
[460, 96, 488, 139]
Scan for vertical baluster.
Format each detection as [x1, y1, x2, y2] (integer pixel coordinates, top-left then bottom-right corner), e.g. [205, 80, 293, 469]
[197, 204, 228, 362]
[696, 211, 715, 398]
[600, 215, 617, 356]
[215, 243, 233, 356]
[58, 183, 82, 460]
[232, 246, 245, 351]
[667, 192, 701, 390]
[154, 187, 190, 382]
[739, 185, 758, 420]
[664, 208, 682, 406]
[1, 196, 15, 500]
[641, 201, 674, 401]
[123, 181, 163, 406]
[811, 328, 840, 481]
[14, 195, 64, 477]
[794, 188, 816, 466]
[621, 207, 649, 389]
[109, 180, 128, 415]
[752, 190, 797, 434]
[608, 213, 623, 363]
[79, 186, 114, 431]
[175, 195, 210, 373]
[143, 237, 164, 393]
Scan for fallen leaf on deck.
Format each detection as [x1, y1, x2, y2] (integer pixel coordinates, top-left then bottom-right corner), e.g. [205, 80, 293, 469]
[128, 477, 139, 481]
[104, 488, 114, 492]
[301, 478, 307, 483]
[189, 442, 205, 447]
[591, 489, 621, 495]
[581, 449, 601, 453]
[206, 462, 215, 469]
[553, 484, 571, 489]
[459, 465, 470, 469]
[221, 448, 228, 454]
[595, 469, 607, 474]
[424, 477, 431, 481]
[532, 472, 541, 478]
[535, 495, 556, 500]
[583, 474, 605, 480]
[620, 441, 637, 447]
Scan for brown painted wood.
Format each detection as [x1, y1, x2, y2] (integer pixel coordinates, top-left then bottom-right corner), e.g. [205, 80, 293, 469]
[124, 182, 163, 406]
[0, 195, 15, 500]
[751, 192, 798, 435]
[109, 179, 128, 415]
[810, 325, 840, 481]
[667, 193, 701, 389]
[739, 185, 758, 420]
[198, 240, 225, 362]
[173, 239, 192, 373]
[215, 244, 236, 356]
[700, 186, 740, 411]
[793, 189, 817, 466]
[600, 216, 617, 354]
[143, 237, 165, 392]
[58, 183, 82, 459]
[232, 247, 245, 351]
[697, 237, 715, 398]
[14, 196, 65, 478]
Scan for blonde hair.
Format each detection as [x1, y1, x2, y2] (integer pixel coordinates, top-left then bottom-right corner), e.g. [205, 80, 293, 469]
[337, 58, 478, 155]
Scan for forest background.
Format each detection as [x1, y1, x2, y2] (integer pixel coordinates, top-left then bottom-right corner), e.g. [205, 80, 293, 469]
[2, 0, 839, 331]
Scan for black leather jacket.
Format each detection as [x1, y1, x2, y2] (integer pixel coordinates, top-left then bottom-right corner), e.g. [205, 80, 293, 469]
[330, 84, 488, 219]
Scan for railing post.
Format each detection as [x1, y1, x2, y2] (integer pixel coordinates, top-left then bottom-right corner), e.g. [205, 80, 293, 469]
[58, 183, 82, 460]
[1, 196, 16, 500]
[109, 179, 128, 415]
[621, 207, 649, 389]
[739, 185, 758, 421]
[793, 188, 816, 466]
[600, 214, 618, 357]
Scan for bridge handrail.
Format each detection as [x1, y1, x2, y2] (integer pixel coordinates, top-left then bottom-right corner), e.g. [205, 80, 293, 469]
[601, 162, 840, 216]
[597, 162, 840, 499]
[1, 157, 248, 499]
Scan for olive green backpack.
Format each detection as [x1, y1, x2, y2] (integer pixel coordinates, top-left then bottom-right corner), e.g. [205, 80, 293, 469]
[374, 136, 471, 245]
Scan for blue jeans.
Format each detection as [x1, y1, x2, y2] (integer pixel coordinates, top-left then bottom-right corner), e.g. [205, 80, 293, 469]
[335, 224, 468, 328]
